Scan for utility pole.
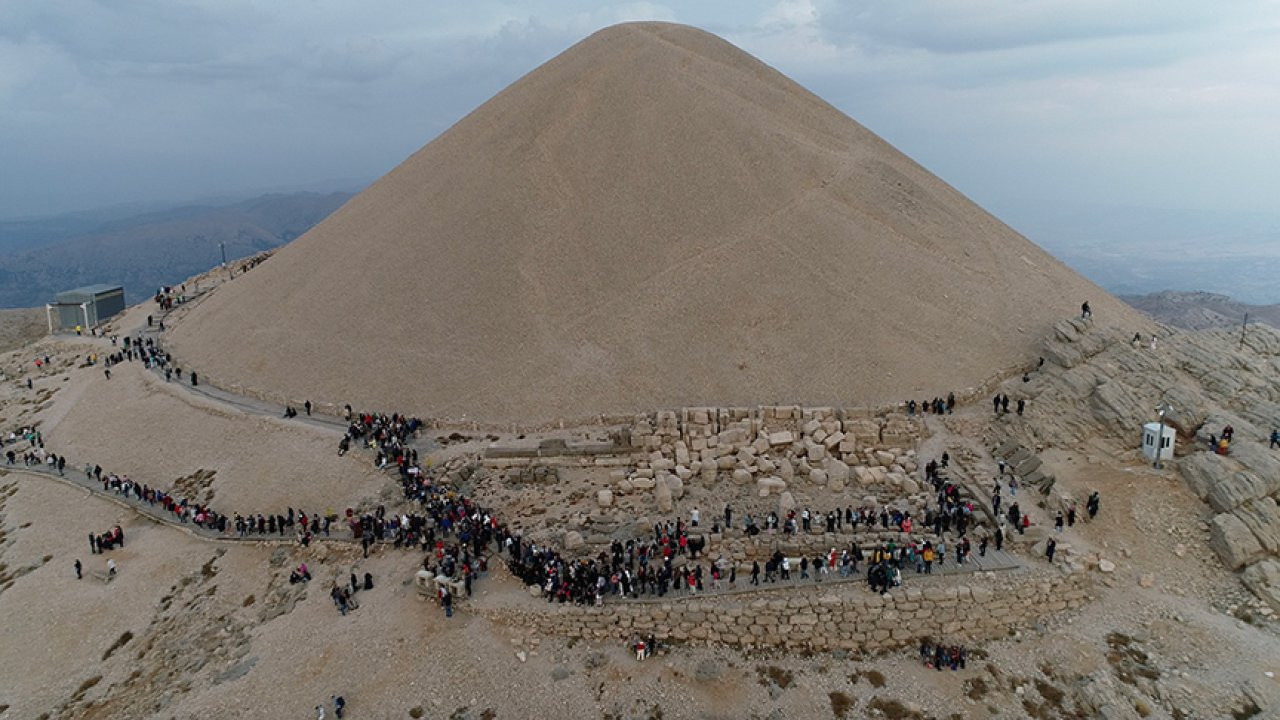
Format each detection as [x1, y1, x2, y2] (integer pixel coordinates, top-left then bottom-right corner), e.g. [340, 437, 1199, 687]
[1240, 311, 1249, 349]
[220, 241, 231, 280]
[1153, 403, 1172, 469]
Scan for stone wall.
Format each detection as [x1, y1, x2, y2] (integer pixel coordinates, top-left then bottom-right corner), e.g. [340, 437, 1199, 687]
[482, 570, 1092, 653]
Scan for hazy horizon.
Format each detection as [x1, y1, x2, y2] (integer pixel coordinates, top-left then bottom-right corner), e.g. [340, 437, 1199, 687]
[2, 1, 1277, 298]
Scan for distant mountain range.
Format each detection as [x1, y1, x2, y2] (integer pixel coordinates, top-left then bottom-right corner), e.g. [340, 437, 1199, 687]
[1122, 291, 1280, 331]
[0, 191, 354, 308]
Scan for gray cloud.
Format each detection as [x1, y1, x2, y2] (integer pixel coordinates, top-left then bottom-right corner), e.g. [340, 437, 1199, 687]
[0, 0, 1276, 235]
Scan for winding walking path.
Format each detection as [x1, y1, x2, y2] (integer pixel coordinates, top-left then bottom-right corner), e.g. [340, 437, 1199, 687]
[10, 292, 1027, 600]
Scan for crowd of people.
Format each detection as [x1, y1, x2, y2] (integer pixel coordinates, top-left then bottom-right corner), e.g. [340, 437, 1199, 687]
[90, 525, 125, 553]
[919, 639, 968, 670]
[8, 353, 499, 616]
[23, 297, 1132, 629]
[906, 392, 956, 417]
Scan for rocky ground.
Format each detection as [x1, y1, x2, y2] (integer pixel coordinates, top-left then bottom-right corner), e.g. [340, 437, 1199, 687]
[0, 307, 46, 355]
[0, 298, 1276, 719]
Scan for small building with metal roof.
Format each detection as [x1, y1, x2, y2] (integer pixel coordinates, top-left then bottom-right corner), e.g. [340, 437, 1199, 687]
[46, 284, 126, 332]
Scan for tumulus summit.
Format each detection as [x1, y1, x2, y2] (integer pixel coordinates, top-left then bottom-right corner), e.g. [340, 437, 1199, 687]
[170, 22, 1142, 424]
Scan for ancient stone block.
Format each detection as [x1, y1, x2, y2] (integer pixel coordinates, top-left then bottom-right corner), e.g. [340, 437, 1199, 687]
[769, 431, 795, 446]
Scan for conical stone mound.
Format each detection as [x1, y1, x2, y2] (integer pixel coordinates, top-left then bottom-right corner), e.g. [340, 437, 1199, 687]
[169, 22, 1144, 424]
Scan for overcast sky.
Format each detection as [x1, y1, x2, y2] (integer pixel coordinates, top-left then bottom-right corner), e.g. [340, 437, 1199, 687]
[3, 0, 1278, 236]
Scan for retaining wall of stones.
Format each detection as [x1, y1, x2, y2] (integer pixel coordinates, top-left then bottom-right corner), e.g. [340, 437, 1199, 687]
[482, 570, 1093, 653]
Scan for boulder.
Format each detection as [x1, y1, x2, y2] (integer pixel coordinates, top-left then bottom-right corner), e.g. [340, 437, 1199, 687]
[810, 468, 828, 486]
[631, 477, 656, 491]
[732, 468, 753, 485]
[701, 463, 718, 485]
[900, 478, 920, 494]
[1209, 513, 1266, 570]
[768, 431, 794, 446]
[675, 465, 694, 481]
[1242, 558, 1280, 613]
[654, 478, 674, 513]
[853, 466, 875, 485]
[779, 491, 796, 514]
[674, 442, 690, 466]
[823, 431, 845, 450]
[597, 489, 613, 507]
[824, 458, 850, 483]
[757, 458, 777, 474]
[757, 476, 787, 496]
[804, 440, 826, 462]
[1233, 499, 1280, 553]
[777, 458, 795, 482]
[874, 450, 896, 467]
[1097, 558, 1116, 573]
[563, 531, 585, 550]
[666, 473, 686, 500]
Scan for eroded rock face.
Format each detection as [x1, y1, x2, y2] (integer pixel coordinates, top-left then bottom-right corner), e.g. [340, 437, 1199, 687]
[1233, 499, 1280, 554]
[1017, 322, 1280, 607]
[1242, 558, 1280, 612]
[1209, 513, 1265, 570]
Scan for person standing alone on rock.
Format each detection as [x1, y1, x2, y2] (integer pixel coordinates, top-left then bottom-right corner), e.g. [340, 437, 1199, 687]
[1081, 301, 1091, 319]
[305, 400, 312, 416]
[74, 559, 82, 579]
[1045, 538, 1057, 563]
[1087, 491, 1100, 520]
[1272, 428, 1280, 449]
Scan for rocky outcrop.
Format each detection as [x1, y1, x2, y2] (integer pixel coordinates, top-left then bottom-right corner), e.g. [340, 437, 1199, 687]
[1209, 514, 1265, 570]
[1242, 558, 1280, 613]
[1003, 321, 1280, 608]
[1233, 499, 1280, 554]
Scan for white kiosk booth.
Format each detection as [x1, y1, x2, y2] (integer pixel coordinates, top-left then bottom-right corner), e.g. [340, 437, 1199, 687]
[1141, 422, 1176, 463]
